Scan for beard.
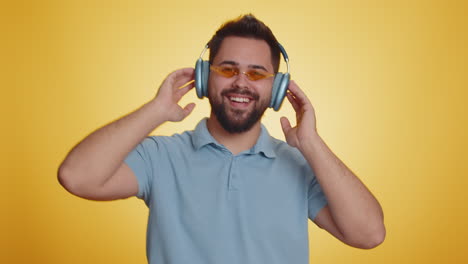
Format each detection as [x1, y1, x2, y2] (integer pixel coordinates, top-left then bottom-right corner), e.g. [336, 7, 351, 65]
[209, 87, 270, 133]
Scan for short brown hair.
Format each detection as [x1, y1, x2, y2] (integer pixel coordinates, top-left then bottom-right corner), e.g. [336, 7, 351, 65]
[208, 14, 281, 73]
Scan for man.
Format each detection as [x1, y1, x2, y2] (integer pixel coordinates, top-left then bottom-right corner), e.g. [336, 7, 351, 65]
[58, 15, 385, 264]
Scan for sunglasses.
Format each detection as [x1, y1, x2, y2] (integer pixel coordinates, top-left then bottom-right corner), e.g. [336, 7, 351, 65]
[210, 65, 274, 81]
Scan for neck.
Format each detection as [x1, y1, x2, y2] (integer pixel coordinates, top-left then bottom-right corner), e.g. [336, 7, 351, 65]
[206, 114, 262, 155]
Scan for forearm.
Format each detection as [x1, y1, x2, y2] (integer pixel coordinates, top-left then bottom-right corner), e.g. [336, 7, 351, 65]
[58, 99, 165, 190]
[300, 133, 385, 245]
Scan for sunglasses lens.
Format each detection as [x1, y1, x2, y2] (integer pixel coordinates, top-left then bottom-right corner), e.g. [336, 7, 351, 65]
[218, 66, 237, 78]
[246, 70, 268, 81]
[211, 66, 272, 81]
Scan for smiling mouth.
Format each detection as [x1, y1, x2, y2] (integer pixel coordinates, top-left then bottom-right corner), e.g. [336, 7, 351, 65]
[229, 96, 251, 103]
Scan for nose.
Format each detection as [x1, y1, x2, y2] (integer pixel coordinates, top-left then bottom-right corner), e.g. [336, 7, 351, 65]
[232, 71, 250, 88]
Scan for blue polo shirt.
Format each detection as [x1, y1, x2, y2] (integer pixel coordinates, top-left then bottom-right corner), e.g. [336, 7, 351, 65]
[125, 119, 327, 264]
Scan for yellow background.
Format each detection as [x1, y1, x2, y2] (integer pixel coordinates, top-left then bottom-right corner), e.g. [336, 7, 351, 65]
[2, 0, 467, 263]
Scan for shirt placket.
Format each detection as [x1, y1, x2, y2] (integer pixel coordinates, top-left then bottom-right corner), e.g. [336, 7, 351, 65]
[228, 155, 240, 191]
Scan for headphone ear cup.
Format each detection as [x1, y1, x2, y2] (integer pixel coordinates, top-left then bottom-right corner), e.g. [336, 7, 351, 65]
[270, 74, 282, 108]
[195, 58, 204, 98]
[195, 59, 210, 98]
[201, 61, 210, 97]
[270, 73, 290, 111]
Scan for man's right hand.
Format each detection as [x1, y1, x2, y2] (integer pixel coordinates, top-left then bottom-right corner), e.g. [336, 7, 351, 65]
[153, 68, 196, 122]
[58, 68, 197, 201]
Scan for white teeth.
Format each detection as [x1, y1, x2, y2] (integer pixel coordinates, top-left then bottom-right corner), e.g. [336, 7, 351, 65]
[230, 97, 250, 103]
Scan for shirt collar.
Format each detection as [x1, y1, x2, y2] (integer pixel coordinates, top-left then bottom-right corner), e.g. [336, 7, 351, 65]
[251, 125, 276, 158]
[191, 119, 276, 159]
[192, 118, 218, 150]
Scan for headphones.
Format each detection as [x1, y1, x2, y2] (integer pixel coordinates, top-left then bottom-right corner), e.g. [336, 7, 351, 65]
[194, 42, 291, 111]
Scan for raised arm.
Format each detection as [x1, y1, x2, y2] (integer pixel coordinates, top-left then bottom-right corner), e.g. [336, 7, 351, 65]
[280, 80, 385, 249]
[58, 68, 196, 201]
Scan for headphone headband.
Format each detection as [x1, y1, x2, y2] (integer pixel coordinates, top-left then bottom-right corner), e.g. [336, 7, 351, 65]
[277, 42, 290, 74]
[198, 44, 209, 59]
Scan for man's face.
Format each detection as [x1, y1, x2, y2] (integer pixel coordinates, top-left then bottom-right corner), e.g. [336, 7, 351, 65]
[208, 36, 275, 133]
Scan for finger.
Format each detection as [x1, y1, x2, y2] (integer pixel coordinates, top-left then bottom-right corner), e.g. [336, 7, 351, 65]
[280, 116, 292, 135]
[174, 76, 194, 90]
[288, 80, 312, 106]
[170, 68, 195, 89]
[176, 80, 195, 97]
[182, 103, 196, 118]
[286, 91, 301, 113]
[178, 79, 195, 89]
[173, 67, 195, 79]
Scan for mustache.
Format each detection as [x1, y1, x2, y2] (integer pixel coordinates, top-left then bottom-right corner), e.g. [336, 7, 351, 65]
[221, 87, 259, 100]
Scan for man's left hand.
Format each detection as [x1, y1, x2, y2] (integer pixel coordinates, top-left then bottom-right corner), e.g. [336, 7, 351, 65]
[280, 80, 318, 150]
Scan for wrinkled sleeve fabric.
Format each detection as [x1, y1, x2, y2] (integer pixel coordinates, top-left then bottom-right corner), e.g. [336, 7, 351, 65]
[124, 137, 159, 206]
[307, 171, 328, 221]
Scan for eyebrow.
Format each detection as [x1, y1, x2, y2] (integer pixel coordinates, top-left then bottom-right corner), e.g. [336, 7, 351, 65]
[218, 60, 269, 72]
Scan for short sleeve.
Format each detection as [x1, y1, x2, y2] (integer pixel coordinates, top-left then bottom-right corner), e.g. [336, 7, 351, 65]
[124, 137, 158, 205]
[307, 173, 328, 220]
